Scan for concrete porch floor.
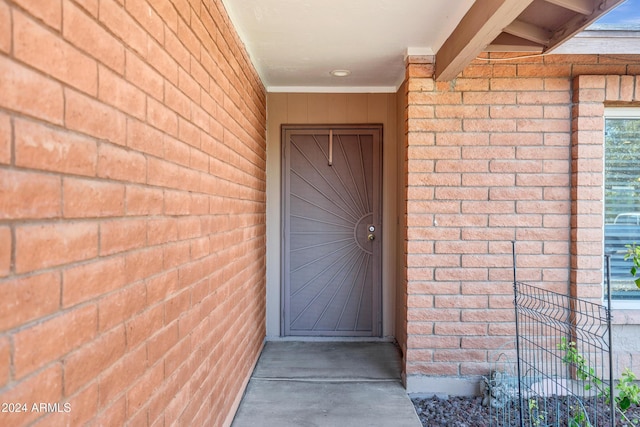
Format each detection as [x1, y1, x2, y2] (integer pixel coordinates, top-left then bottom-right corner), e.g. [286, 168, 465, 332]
[231, 341, 422, 427]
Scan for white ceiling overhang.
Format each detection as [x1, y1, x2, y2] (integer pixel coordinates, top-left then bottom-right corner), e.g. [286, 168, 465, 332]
[221, 0, 629, 92]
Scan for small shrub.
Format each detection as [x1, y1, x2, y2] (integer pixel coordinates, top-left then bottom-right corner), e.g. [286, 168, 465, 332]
[624, 244, 640, 289]
[558, 338, 640, 425]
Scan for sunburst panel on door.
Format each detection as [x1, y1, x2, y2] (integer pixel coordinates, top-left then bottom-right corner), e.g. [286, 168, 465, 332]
[282, 125, 382, 336]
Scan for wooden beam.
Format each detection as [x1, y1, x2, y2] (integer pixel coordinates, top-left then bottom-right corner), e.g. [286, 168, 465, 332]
[545, 0, 627, 52]
[435, 0, 534, 81]
[486, 33, 545, 52]
[543, 0, 594, 15]
[504, 19, 552, 45]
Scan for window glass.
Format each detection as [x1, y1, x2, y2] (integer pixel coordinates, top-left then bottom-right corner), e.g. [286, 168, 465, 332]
[604, 109, 640, 299]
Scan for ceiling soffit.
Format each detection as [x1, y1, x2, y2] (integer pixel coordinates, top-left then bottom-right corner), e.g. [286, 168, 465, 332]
[436, 0, 627, 80]
[222, 0, 628, 90]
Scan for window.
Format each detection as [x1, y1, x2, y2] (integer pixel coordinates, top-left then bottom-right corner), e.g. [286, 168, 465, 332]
[604, 108, 640, 299]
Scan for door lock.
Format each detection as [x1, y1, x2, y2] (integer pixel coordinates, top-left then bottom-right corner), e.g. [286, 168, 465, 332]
[368, 233, 375, 241]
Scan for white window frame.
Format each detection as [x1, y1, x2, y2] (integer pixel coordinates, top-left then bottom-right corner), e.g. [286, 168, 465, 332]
[604, 107, 640, 310]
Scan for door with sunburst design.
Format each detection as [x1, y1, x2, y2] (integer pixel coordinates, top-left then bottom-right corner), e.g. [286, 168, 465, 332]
[282, 125, 382, 336]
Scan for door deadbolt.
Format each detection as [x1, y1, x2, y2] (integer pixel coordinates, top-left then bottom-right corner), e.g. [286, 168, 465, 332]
[368, 225, 375, 232]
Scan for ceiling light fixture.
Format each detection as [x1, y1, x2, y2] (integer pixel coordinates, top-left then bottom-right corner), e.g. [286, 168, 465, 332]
[330, 69, 351, 77]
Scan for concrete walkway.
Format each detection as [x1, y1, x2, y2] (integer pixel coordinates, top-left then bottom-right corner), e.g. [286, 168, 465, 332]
[232, 341, 422, 427]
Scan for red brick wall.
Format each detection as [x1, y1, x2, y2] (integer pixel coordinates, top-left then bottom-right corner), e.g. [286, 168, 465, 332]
[572, 74, 640, 301]
[402, 54, 640, 381]
[0, 0, 266, 425]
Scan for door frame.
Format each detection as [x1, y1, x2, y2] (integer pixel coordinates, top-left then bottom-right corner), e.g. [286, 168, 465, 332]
[280, 124, 383, 337]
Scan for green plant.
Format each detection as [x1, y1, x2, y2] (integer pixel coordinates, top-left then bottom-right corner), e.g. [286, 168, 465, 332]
[624, 244, 640, 289]
[558, 338, 602, 426]
[568, 402, 587, 427]
[558, 338, 640, 425]
[558, 338, 604, 394]
[528, 398, 546, 427]
[616, 368, 640, 418]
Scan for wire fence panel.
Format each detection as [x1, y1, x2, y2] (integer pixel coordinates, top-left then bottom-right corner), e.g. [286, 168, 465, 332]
[488, 247, 614, 427]
[513, 282, 613, 427]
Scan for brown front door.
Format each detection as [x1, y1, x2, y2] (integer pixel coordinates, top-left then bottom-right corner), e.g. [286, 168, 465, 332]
[281, 125, 382, 336]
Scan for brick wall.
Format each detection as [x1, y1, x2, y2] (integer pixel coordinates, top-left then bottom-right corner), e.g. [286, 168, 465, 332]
[571, 74, 640, 300]
[0, 0, 266, 425]
[402, 54, 640, 390]
[572, 74, 640, 376]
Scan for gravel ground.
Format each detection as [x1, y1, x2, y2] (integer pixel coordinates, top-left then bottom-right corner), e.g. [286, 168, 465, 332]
[411, 395, 640, 427]
[411, 396, 493, 427]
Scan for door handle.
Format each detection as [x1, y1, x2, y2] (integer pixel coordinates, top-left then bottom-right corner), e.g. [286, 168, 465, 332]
[368, 233, 375, 241]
